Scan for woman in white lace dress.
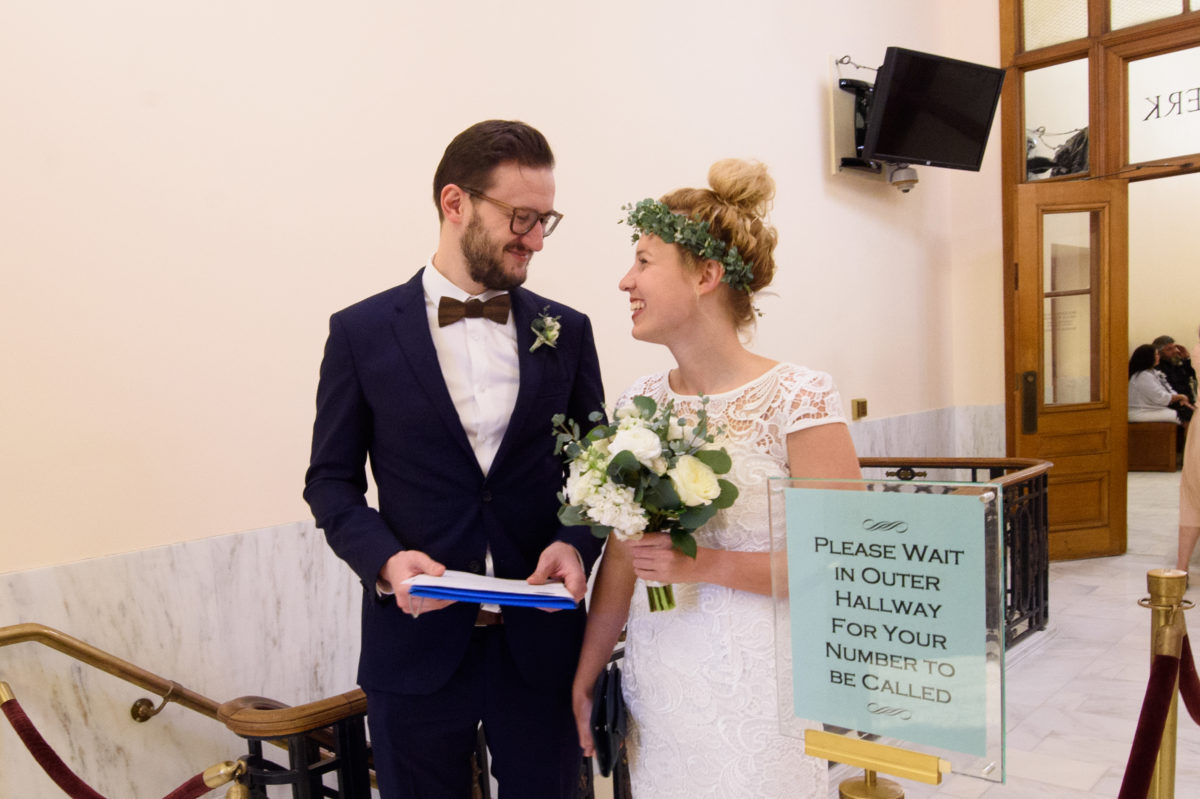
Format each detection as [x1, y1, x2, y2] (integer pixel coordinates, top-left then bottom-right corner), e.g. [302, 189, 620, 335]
[572, 159, 861, 797]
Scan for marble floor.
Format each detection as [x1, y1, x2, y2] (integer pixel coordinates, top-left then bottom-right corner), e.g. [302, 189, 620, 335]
[836, 470, 1200, 798]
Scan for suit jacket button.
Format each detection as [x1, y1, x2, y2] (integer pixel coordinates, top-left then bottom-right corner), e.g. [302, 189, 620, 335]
[468, 560, 484, 574]
[481, 490, 492, 502]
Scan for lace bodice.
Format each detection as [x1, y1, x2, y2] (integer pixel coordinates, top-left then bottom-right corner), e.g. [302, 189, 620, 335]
[616, 363, 842, 798]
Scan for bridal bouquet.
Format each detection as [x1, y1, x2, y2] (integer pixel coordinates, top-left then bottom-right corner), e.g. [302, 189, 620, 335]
[552, 395, 738, 611]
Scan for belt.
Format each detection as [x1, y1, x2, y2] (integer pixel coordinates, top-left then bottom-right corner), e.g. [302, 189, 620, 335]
[475, 609, 503, 626]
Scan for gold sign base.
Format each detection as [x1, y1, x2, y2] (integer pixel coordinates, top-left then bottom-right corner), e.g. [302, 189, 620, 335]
[839, 769, 905, 799]
[806, 728, 950, 799]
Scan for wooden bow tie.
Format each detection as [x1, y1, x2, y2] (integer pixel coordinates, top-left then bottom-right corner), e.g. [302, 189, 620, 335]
[437, 295, 511, 327]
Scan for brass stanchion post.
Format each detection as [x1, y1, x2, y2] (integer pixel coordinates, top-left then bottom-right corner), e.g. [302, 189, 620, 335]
[1145, 568, 1189, 799]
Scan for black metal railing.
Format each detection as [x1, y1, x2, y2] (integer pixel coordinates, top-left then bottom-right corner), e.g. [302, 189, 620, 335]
[858, 457, 1053, 647]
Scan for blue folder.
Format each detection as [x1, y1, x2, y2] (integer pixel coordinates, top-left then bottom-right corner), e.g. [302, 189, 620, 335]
[407, 585, 578, 609]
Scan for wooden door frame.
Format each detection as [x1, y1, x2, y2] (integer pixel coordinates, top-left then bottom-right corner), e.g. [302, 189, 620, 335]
[1000, 3, 1200, 459]
[1014, 180, 1128, 558]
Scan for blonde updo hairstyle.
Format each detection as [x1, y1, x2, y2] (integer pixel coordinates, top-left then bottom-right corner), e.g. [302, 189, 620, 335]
[659, 158, 778, 329]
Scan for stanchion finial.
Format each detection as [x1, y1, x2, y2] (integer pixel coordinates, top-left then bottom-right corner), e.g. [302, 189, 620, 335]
[1148, 569, 1188, 606]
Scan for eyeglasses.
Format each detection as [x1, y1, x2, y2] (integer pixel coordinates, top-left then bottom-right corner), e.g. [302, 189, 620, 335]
[462, 188, 562, 237]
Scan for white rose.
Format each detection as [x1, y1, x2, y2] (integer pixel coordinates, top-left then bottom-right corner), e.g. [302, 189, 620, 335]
[668, 454, 722, 506]
[609, 426, 663, 468]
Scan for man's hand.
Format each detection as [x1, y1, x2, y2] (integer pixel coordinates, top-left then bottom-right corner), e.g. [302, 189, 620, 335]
[528, 541, 587, 605]
[379, 550, 453, 617]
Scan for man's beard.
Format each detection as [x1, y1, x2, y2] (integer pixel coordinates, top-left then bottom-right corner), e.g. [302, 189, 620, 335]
[461, 215, 529, 291]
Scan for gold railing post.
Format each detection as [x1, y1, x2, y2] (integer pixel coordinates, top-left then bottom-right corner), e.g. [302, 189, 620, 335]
[1146, 568, 1189, 799]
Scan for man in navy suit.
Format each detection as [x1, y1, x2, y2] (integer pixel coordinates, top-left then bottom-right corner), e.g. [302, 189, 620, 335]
[304, 120, 605, 797]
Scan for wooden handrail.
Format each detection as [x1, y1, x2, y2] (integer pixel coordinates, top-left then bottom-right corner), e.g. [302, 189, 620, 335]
[858, 456, 1053, 487]
[219, 690, 367, 738]
[0, 623, 367, 739]
[0, 622, 220, 720]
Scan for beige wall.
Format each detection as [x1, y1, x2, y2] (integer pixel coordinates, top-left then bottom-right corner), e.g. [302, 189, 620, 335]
[1129, 173, 1200, 355]
[0, 1, 1005, 572]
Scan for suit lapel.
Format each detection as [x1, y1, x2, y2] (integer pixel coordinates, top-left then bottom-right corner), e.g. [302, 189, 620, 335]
[390, 269, 478, 465]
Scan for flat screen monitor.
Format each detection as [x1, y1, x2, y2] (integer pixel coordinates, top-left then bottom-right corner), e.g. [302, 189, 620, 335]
[862, 47, 1005, 171]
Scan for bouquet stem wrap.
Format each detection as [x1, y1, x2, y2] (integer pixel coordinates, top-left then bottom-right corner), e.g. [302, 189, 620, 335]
[645, 581, 676, 613]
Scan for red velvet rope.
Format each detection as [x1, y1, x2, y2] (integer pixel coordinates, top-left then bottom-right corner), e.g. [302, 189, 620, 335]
[2, 696, 221, 799]
[1179, 635, 1200, 724]
[1117, 653, 1179, 799]
[1, 697, 107, 799]
[160, 773, 212, 799]
[1116, 633, 1200, 799]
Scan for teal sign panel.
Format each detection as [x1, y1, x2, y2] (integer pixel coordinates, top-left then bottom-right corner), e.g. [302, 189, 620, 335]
[786, 487, 988, 756]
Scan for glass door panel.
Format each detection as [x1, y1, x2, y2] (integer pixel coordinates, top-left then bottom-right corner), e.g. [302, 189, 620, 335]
[1128, 46, 1200, 164]
[1022, 0, 1087, 50]
[1025, 59, 1090, 180]
[1042, 211, 1100, 406]
[1112, 0, 1185, 30]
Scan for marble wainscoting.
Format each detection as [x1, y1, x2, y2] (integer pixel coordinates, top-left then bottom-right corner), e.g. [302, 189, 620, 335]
[0, 520, 362, 799]
[849, 405, 1006, 461]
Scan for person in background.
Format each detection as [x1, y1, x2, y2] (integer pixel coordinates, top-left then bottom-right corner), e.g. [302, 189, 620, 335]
[1176, 419, 1200, 576]
[304, 120, 604, 798]
[1129, 343, 1192, 423]
[1152, 335, 1196, 423]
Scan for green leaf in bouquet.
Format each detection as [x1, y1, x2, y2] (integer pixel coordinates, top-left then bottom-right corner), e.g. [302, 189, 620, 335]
[692, 447, 732, 474]
[670, 529, 698, 559]
[558, 503, 589, 527]
[585, 424, 612, 444]
[642, 474, 682, 513]
[713, 478, 739, 509]
[678, 501, 718, 531]
[607, 449, 643, 487]
[590, 524, 614, 539]
[631, 395, 657, 418]
[588, 410, 605, 423]
[552, 414, 584, 456]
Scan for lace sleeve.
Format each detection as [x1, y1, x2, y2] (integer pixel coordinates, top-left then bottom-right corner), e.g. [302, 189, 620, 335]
[781, 364, 847, 434]
[614, 372, 667, 414]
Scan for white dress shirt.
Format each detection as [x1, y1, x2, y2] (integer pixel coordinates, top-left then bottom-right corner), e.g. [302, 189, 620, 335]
[421, 260, 521, 607]
[422, 260, 520, 475]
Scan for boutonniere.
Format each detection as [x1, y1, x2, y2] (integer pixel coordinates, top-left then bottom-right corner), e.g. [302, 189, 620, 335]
[530, 306, 562, 352]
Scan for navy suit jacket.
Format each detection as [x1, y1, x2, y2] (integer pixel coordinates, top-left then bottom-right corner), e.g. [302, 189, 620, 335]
[304, 268, 605, 695]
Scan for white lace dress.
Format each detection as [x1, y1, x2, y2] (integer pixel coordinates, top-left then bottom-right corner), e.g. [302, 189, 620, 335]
[618, 363, 844, 798]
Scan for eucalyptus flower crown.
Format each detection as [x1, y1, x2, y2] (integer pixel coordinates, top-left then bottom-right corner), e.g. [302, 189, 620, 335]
[621, 199, 755, 294]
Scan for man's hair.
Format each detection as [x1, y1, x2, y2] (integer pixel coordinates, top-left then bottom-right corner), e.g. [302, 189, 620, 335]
[432, 120, 555, 221]
[1153, 335, 1176, 350]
